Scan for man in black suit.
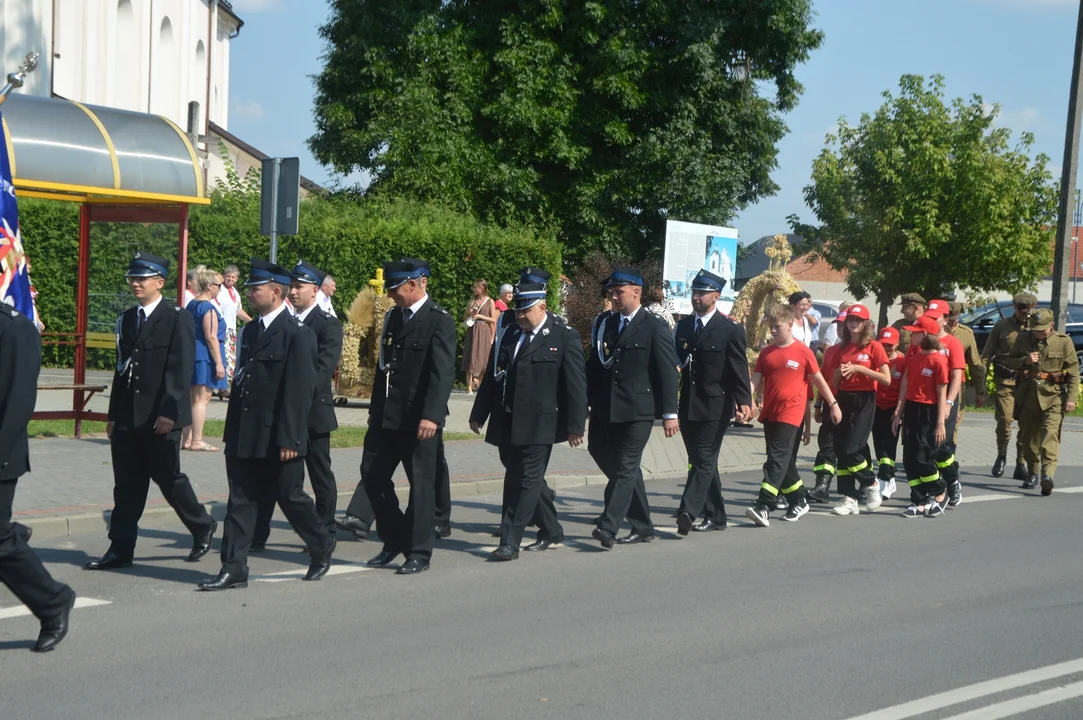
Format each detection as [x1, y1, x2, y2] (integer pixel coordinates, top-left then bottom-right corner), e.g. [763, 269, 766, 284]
[0, 303, 76, 652]
[85, 252, 216, 571]
[469, 283, 587, 560]
[251, 260, 344, 551]
[586, 266, 679, 548]
[340, 260, 456, 575]
[673, 270, 752, 534]
[198, 259, 333, 590]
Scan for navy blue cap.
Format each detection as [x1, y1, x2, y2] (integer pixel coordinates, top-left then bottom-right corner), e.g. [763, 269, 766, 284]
[126, 252, 169, 278]
[513, 282, 547, 310]
[690, 269, 726, 293]
[605, 265, 643, 288]
[519, 266, 551, 286]
[245, 259, 291, 286]
[291, 260, 327, 286]
[384, 260, 426, 290]
[399, 257, 431, 277]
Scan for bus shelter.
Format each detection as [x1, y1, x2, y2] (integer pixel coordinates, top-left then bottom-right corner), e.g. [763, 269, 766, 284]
[3, 93, 209, 436]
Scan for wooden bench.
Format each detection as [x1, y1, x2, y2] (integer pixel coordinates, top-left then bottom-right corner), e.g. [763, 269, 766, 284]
[33, 383, 109, 437]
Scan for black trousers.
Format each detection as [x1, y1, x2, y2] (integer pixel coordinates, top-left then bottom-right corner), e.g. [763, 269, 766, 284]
[589, 419, 654, 536]
[497, 417, 555, 530]
[814, 412, 836, 481]
[679, 419, 729, 522]
[253, 430, 337, 546]
[903, 402, 942, 500]
[872, 406, 900, 479]
[346, 430, 450, 531]
[757, 421, 806, 506]
[220, 455, 330, 577]
[349, 425, 439, 562]
[936, 404, 960, 486]
[434, 434, 452, 527]
[0, 480, 73, 621]
[834, 391, 878, 499]
[108, 427, 213, 553]
[501, 444, 562, 549]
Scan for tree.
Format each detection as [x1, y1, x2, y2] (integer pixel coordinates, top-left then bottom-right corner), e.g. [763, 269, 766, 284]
[310, 0, 824, 265]
[790, 75, 1058, 325]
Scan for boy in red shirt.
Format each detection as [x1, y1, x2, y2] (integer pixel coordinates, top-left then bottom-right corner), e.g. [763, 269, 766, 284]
[745, 304, 842, 527]
[807, 318, 845, 504]
[873, 327, 907, 499]
[922, 299, 967, 507]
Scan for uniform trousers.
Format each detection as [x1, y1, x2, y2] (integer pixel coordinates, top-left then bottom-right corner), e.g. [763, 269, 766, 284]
[1019, 399, 1065, 478]
[994, 382, 1024, 460]
[872, 405, 900, 480]
[353, 425, 439, 561]
[346, 430, 450, 532]
[903, 402, 942, 500]
[497, 420, 555, 530]
[221, 455, 330, 577]
[679, 419, 730, 522]
[814, 412, 836, 481]
[588, 419, 654, 536]
[833, 391, 878, 499]
[0, 480, 73, 621]
[252, 430, 336, 546]
[500, 443, 562, 549]
[756, 420, 806, 506]
[108, 427, 213, 553]
[935, 404, 960, 487]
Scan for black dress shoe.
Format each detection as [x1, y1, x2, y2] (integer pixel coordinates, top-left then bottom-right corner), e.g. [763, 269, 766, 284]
[33, 591, 75, 653]
[1040, 476, 1055, 496]
[525, 535, 564, 551]
[335, 515, 370, 541]
[676, 512, 694, 536]
[992, 455, 1007, 477]
[1022, 473, 1039, 490]
[84, 549, 133, 571]
[691, 518, 727, 532]
[197, 570, 248, 591]
[396, 558, 430, 575]
[490, 528, 502, 538]
[592, 527, 615, 549]
[434, 524, 451, 539]
[367, 548, 403, 567]
[304, 553, 332, 581]
[1013, 463, 1029, 482]
[489, 544, 519, 561]
[187, 518, 217, 562]
[617, 530, 656, 545]
[14, 522, 32, 543]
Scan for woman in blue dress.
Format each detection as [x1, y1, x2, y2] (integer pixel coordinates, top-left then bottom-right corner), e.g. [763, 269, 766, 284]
[183, 265, 227, 452]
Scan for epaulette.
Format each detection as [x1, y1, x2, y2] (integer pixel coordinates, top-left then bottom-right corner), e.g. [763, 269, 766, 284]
[434, 304, 449, 315]
[170, 305, 180, 312]
[0, 303, 15, 318]
[721, 313, 738, 325]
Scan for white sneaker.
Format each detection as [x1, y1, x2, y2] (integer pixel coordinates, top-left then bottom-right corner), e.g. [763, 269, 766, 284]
[745, 505, 771, 528]
[865, 483, 883, 512]
[832, 496, 860, 516]
[881, 478, 897, 500]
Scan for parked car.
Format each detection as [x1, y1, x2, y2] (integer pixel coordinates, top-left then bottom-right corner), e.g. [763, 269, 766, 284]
[963, 301, 1083, 368]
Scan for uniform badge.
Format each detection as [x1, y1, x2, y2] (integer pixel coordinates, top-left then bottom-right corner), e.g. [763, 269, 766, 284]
[682, 341, 688, 350]
[542, 328, 550, 337]
[604, 342, 610, 357]
[385, 336, 393, 346]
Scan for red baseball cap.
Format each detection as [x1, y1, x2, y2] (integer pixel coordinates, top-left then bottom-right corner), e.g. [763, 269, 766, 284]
[836, 310, 848, 321]
[904, 316, 940, 334]
[878, 327, 899, 345]
[924, 299, 949, 319]
[846, 304, 871, 320]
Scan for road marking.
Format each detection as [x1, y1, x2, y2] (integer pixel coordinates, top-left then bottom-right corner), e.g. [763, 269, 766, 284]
[1059, 486, 1083, 494]
[963, 493, 1018, 503]
[0, 597, 111, 620]
[844, 656, 1083, 719]
[250, 563, 371, 583]
[941, 679, 1083, 719]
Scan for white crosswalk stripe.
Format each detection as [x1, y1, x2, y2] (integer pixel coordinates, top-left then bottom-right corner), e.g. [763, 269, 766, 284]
[0, 597, 110, 621]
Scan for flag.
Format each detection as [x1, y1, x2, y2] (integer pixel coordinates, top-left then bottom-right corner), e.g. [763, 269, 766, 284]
[0, 108, 36, 323]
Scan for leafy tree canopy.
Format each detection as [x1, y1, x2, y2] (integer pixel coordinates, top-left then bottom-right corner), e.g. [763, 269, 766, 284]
[310, 0, 824, 264]
[790, 74, 1058, 322]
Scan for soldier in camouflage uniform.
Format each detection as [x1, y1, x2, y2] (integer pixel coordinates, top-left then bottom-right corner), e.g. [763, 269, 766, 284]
[946, 301, 987, 444]
[1004, 308, 1079, 495]
[891, 293, 925, 356]
[980, 292, 1036, 480]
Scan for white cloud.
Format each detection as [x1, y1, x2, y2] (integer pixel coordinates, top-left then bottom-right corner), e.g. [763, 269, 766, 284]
[231, 98, 264, 120]
[229, 0, 282, 12]
[994, 106, 1046, 133]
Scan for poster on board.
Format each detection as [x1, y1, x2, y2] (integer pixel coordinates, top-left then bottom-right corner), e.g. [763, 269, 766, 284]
[662, 220, 738, 316]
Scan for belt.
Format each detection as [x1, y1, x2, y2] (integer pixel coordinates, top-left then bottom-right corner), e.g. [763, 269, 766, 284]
[1017, 370, 1069, 384]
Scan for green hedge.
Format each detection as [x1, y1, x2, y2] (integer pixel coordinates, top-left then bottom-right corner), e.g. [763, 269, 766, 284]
[19, 189, 561, 370]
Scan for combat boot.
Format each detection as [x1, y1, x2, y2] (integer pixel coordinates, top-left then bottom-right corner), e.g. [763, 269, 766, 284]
[1021, 473, 1039, 490]
[806, 473, 832, 504]
[991, 455, 1006, 478]
[1013, 462, 1028, 482]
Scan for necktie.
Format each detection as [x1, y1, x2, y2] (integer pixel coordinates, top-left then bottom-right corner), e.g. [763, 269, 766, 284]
[253, 319, 265, 344]
[619, 316, 628, 335]
[695, 318, 703, 337]
[403, 308, 414, 323]
[138, 308, 146, 331]
[513, 332, 531, 362]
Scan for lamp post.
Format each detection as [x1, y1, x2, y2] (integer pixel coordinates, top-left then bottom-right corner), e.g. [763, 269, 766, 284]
[1052, 2, 1083, 330]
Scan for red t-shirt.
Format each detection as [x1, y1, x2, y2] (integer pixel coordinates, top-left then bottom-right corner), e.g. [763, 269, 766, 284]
[876, 354, 908, 410]
[495, 300, 508, 312]
[907, 334, 966, 373]
[836, 340, 890, 393]
[905, 351, 949, 405]
[755, 342, 820, 427]
[820, 344, 843, 393]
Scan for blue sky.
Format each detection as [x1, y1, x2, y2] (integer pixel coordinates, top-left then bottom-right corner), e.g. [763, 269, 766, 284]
[227, 0, 1083, 245]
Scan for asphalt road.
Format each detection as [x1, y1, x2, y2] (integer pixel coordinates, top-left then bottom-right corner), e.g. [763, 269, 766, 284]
[2, 467, 1082, 719]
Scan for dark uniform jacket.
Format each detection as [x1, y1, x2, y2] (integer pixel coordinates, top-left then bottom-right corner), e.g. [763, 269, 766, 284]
[586, 307, 679, 423]
[673, 311, 752, 423]
[301, 306, 342, 435]
[224, 308, 317, 459]
[371, 297, 456, 432]
[107, 301, 195, 431]
[0, 305, 40, 481]
[470, 314, 587, 447]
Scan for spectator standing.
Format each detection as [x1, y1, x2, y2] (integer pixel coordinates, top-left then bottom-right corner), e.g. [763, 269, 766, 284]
[316, 274, 338, 318]
[184, 266, 226, 452]
[462, 279, 498, 393]
[495, 283, 514, 313]
[183, 268, 198, 307]
[644, 286, 676, 331]
[216, 265, 252, 399]
[789, 291, 815, 349]
[820, 301, 854, 350]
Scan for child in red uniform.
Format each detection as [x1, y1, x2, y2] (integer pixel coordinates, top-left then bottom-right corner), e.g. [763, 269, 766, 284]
[921, 300, 967, 507]
[892, 315, 950, 517]
[807, 321, 846, 504]
[873, 327, 907, 499]
[745, 304, 841, 527]
[831, 304, 891, 516]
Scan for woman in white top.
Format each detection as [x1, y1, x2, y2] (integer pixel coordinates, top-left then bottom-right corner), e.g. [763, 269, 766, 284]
[788, 291, 816, 348]
[215, 265, 252, 398]
[820, 301, 853, 350]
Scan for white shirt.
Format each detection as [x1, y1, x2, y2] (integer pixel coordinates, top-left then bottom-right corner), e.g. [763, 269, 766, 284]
[822, 321, 840, 348]
[217, 284, 242, 331]
[138, 294, 164, 320]
[792, 315, 814, 348]
[259, 302, 289, 330]
[694, 308, 717, 328]
[404, 294, 429, 320]
[183, 289, 195, 307]
[294, 302, 318, 323]
[316, 289, 337, 318]
[512, 316, 547, 361]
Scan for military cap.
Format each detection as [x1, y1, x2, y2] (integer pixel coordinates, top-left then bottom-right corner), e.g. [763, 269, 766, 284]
[513, 282, 547, 310]
[399, 257, 431, 277]
[1013, 292, 1038, 307]
[519, 266, 552, 286]
[604, 266, 643, 288]
[290, 260, 327, 286]
[1029, 308, 1054, 331]
[245, 259, 291, 286]
[690, 269, 726, 293]
[383, 260, 426, 290]
[126, 252, 169, 278]
[899, 292, 926, 306]
[947, 301, 964, 316]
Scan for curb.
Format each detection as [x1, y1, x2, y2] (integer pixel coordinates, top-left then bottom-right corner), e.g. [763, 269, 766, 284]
[22, 463, 766, 541]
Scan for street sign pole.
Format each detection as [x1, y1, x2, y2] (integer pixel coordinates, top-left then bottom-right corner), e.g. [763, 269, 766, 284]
[1052, 0, 1083, 331]
[268, 158, 281, 263]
